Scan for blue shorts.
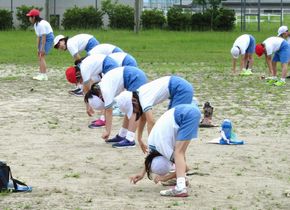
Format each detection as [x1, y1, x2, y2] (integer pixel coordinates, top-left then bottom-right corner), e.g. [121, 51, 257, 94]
[174, 104, 201, 141]
[112, 47, 123, 53]
[273, 40, 290, 64]
[39, 32, 54, 55]
[245, 35, 255, 54]
[122, 54, 138, 67]
[85, 37, 99, 53]
[102, 56, 119, 74]
[168, 76, 194, 109]
[123, 66, 147, 91]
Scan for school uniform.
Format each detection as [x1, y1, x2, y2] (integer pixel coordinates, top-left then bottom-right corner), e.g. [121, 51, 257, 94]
[34, 20, 54, 54]
[79, 54, 119, 84]
[138, 76, 193, 112]
[89, 44, 123, 55]
[98, 66, 147, 109]
[67, 34, 99, 57]
[263, 36, 290, 64]
[148, 104, 201, 161]
[108, 52, 138, 67]
[232, 34, 255, 55]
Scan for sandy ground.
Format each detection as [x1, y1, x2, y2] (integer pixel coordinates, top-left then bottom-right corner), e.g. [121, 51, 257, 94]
[0, 64, 290, 210]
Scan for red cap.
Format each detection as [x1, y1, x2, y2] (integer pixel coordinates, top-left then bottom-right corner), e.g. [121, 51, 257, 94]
[255, 44, 265, 57]
[65, 66, 77, 84]
[26, 9, 40, 17]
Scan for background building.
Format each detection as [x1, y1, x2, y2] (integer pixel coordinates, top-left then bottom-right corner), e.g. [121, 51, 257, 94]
[221, 0, 290, 14]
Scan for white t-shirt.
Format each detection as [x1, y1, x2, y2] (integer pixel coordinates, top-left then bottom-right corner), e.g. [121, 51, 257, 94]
[67, 34, 93, 57]
[89, 44, 117, 55]
[108, 52, 127, 66]
[99, 67, 125, 108]
[232, 34, 250, 55]
[138, 76, 170, 112]
[80, 54, 107, 84]
[34, 20, 53, 37]
[263, 37, 284, 55]
[148, 108, 178, 160]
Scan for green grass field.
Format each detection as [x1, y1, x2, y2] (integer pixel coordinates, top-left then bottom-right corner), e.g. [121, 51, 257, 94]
[0, 21, 285, 69]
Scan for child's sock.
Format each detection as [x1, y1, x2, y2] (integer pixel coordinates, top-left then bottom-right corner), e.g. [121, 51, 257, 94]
[118, 127, 128, 138]
[99, 115, 105, 121]
[126, 131, 135, 142]
[176, 177, 186, 191]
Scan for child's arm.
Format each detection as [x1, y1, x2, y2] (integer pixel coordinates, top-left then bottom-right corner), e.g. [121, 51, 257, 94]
[145, 110, 155, 134]
[73, 53, 81, 62]
[36, 37, 40, 54]
[137, 114, 147, 154]
[39, 34, 46, 56]
[102, 108, 113, 140]
[130, 167, 146, 184]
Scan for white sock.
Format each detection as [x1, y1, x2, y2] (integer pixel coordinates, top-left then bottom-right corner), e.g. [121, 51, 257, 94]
[118, 127, 127, 138]
[281, 78, 286, 82]
[77, 84, 83, 90]
[176, 177, 186, 191]
[99, 115, 105, 121]
[272, 76, 278, 79]
[125, 131, 135, 142]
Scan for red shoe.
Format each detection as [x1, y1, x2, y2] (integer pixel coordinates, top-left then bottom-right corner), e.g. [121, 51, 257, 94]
[88, 119, 106, 128]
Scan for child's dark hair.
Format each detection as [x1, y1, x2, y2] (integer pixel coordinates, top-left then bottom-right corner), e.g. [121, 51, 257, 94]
[144, 150, 162, 180]
[63, 37, 69, 46]
[34, 16, 43, 25]
[84, 82, 103, 104]
[132, 92, 143, 121]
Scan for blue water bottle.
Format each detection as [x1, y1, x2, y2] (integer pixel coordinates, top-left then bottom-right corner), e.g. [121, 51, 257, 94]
[221, 119, 232, 140]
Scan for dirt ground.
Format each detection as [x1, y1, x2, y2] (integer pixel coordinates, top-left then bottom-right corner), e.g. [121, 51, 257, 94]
[0, 63, 290, 210]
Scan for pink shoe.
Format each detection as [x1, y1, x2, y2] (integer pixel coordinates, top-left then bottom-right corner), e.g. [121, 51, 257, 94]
[88, 119, 106, 128]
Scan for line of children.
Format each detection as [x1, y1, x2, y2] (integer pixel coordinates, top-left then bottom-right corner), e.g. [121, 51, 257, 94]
[26, 8, 202, 197]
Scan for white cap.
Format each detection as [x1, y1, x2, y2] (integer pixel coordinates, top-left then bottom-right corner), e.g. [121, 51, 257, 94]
[278, 26, 288, 36]
[151, 156, 174, 176]
[88, 95, 104, 110]
[231, 46, 240, 59]
[114, 91, 133, 118]
[54, 35, 65, 47]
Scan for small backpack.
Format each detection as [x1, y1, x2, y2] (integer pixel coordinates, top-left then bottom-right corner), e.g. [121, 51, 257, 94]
[0, 161, 10, 191]
[0, 161, 32, 192]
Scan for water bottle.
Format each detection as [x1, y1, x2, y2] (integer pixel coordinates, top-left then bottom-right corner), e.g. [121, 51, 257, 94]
[221, 119, 232, 140]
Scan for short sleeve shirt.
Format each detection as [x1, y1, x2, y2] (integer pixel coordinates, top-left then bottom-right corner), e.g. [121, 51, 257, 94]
[138, 76, 171, 112]
[232, 34, 250, 55]
[67, 34, 93, 57]
[89, 44, 117, 55]
[108, 52, 128, 66]
[34, 20, 53, 37]
[263, 37, 284, 55]
[99, 67, 125, 109]
[148, 104, 201, 160]
[80, 54, 107, 83]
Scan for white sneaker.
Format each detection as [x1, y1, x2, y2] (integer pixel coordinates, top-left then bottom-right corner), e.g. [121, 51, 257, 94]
[160, 187, 188, 197]
[33, 74, 48, 81]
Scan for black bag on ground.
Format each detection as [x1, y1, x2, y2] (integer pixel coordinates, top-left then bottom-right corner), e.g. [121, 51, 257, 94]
[0, 161, 32, 192]
[0, 161, 10, 191]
